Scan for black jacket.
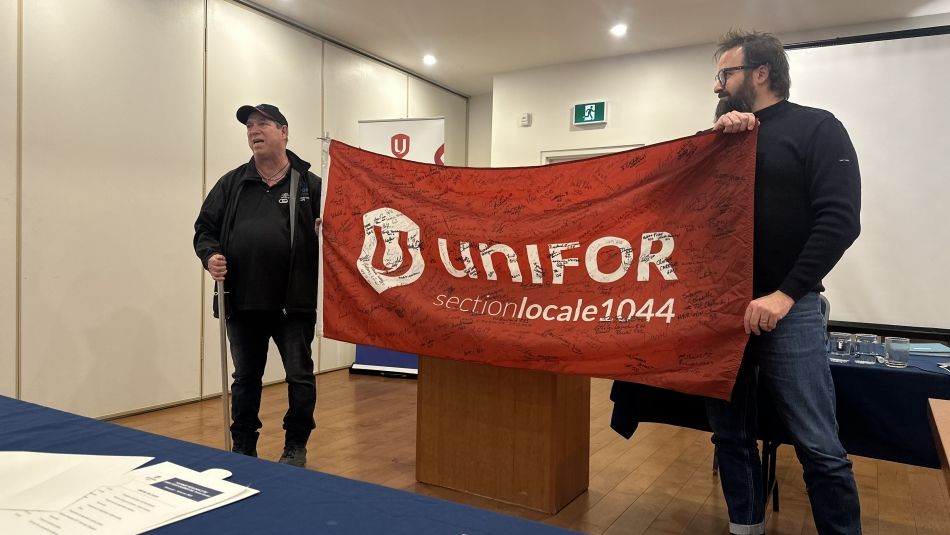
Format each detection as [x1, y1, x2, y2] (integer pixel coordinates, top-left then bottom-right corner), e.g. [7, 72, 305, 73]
[194, 149, 321, 317]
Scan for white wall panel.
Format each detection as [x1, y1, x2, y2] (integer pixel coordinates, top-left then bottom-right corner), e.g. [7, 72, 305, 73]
[323, 43, 408, 145]
[0, 0, 17, 397]
[20, 0, 204, 417]
[203, 0, 325, 393]
[315, 337, 352, 372]
[466, 93, 492, 167]
[407, 77, 467, 166]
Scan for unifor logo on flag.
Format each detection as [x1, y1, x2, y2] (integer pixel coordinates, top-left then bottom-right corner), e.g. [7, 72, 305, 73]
[357, 207, 425, 293]
[320, 131, 756, 399]
[390, 134, 410, 159]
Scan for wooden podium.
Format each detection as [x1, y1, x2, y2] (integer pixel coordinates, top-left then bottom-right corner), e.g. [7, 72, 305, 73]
[416, 356, 590, 513]
[929, 398, 950, 497]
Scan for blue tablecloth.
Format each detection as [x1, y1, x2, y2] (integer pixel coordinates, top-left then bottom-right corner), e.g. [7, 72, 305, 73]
[0, 395, 577, 535]
[610, 355, 950, 467]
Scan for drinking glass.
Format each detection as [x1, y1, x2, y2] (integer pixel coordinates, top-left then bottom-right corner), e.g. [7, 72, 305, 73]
[853, 333, 880, 365]
[828, 332, 853, 363]
[884, 336, 911, 368]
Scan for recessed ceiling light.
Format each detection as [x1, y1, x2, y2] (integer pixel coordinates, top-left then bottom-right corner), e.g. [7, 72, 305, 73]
[423, 54, 437, 66]
[610, 24, 627, 37]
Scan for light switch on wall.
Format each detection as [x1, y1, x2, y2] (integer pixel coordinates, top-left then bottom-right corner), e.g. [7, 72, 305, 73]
[519, 112, 532, 127]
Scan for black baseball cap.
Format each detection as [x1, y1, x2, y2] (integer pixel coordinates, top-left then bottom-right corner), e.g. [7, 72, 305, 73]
[236, 104, 288, 126]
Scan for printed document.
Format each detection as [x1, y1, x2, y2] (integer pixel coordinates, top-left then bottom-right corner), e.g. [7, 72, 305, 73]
[0, 452, 152, 511]
[0, 461, 257, 534]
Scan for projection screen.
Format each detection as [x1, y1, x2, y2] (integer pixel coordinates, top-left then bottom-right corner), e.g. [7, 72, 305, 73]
[785, 30, 950, 330]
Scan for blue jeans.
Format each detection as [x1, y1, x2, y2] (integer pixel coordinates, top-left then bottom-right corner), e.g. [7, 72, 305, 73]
[706, 293, 861, 534]
[227, 311, 316, 447]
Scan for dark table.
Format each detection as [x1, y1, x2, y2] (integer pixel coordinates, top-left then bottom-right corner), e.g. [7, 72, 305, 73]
[0, 395, 578, 535]
[610, 354, 950, 468]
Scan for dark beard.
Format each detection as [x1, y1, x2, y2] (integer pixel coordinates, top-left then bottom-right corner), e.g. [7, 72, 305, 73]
[715, 77, 756, 119]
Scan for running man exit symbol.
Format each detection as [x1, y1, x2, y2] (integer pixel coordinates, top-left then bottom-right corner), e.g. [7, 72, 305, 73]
[573, 101, 606, 125]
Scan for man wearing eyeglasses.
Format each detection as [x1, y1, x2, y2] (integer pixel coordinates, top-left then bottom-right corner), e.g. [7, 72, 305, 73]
[706, 31, 862, 534]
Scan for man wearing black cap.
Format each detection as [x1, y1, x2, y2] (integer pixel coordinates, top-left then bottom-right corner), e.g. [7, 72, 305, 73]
[194, 104, 321, 467]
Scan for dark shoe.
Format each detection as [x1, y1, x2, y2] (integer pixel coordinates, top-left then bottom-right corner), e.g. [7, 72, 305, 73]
[231, 444, 258, 457]
[278, 445, 307, 467]
[231, 433, 259, 457]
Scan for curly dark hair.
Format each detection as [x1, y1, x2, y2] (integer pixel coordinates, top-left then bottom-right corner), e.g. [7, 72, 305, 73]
[715, 29, 790, 99]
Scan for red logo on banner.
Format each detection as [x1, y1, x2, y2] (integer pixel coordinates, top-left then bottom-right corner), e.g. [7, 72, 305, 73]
[434, 144, 445, 165]
[322, 133, 757, 399]
[390, 134, 410, 158]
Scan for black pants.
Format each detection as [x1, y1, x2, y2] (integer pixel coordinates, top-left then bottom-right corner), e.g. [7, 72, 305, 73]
[226, 310, 316, 446]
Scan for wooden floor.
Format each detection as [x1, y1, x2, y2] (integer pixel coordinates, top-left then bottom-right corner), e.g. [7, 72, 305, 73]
[113, 371, 950, 534]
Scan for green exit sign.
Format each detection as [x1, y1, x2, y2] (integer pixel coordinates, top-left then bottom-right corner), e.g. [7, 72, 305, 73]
[573, 101, 607, 125]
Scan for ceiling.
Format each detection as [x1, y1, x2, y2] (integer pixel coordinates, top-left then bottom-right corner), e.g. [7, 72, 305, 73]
[245, 0, 950, 96]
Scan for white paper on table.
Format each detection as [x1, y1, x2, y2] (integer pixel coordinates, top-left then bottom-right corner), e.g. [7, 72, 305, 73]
[0, 452, 153, 511]
[0, 461, 258, 535]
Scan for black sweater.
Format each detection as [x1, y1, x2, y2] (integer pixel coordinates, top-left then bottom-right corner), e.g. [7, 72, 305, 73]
[751, 100, 861, 300]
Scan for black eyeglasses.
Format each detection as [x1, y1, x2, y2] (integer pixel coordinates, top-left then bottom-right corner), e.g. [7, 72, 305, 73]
[715, 64, 764, 86]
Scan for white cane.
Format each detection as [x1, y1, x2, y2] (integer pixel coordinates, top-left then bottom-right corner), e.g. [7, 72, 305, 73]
[217, 280, 232, 451]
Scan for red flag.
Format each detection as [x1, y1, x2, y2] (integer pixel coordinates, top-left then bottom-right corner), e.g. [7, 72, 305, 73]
[321, 131, 756, 399]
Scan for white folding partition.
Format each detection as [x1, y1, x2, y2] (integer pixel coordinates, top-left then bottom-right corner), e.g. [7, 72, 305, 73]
[6, 0, 470, 415]
[787, 33, 950, 330]
[322, 44, 410, 146]
[19, 0, 205, 417]
[0, 0, 17, 397]
[202, 0, 325, 395]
